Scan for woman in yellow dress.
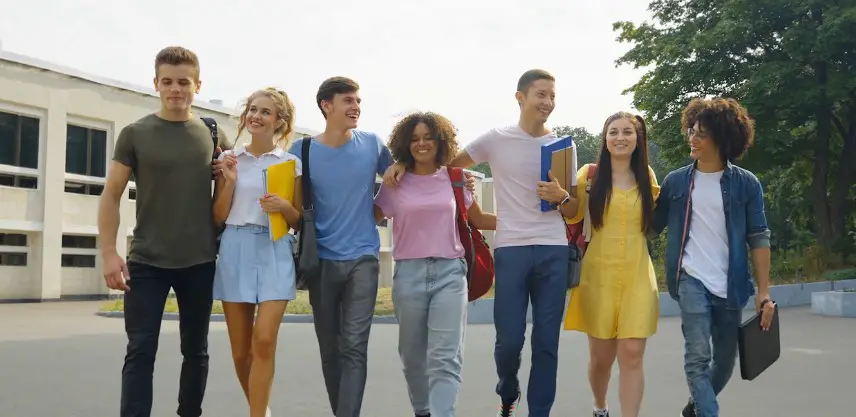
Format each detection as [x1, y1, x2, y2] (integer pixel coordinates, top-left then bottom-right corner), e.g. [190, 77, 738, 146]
[563, 112, 660, 417]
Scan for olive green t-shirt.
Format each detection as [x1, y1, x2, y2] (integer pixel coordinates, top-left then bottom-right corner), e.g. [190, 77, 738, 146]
[113, 113, 230, 269]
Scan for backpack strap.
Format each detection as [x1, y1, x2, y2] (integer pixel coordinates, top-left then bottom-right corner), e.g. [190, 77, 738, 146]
[200, 117, 219, 157]
[448, 167, 469, 223]
[449, 167, 476, 285]
[585, 163, 597, 192]
[301, 139, 313, 210]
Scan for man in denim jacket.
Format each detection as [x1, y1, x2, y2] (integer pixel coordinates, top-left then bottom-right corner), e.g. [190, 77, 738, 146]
[652, 97, 776, 417]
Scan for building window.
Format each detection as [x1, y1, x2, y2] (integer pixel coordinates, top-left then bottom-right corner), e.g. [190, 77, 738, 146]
[61, 234, 98, 268]
[0, 253, 27, 266]
[0, 174, 37, 189]
[0, 233, 29, 266]
[0, 233, 27, 246]
[0, 111, 40, 189]
[62, 235, 97, 249]
[65, 124, 107, 196]
[61, 254, 96, 268]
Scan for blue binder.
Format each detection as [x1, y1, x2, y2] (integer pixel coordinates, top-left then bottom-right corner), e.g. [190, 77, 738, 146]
[540, 135, 575, 212]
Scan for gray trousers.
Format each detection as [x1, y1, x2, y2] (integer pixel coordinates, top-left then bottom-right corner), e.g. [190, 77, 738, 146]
[393, 257, 468, 417]
[308, 255, 380, 417]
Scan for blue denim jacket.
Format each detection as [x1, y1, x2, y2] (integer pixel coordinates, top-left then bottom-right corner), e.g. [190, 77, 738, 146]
[652, 161, 771, 310]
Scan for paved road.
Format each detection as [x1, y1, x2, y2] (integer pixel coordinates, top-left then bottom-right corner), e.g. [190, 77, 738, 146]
[0, 301, 852, 416]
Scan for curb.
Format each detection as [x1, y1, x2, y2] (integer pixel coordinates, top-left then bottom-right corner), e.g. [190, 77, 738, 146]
[94, 310, 400, 324]
[96, 278, 856, 324]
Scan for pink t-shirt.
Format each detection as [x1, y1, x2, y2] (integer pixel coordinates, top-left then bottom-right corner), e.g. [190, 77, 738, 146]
[374, 167, 474, 260]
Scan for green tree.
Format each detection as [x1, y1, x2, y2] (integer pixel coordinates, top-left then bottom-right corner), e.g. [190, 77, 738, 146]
[614, 0, 856, 249]
[470, 162, 492, 178]
[553, 125, 600, 165]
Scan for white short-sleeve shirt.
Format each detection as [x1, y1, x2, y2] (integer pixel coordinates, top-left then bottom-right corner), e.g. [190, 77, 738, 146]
[465, 124, 569, 248]
[220, 146, 302, 227]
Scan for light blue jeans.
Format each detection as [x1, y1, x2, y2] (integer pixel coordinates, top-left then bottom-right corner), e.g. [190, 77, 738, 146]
[678, 272, 742, 417]
[392, 257, 469, 417]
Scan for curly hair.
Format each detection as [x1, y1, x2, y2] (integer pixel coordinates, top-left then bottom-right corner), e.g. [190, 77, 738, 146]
[681, 97, 755, 162]
[236, 87, 296, 149]
[387, 112, 459, 169]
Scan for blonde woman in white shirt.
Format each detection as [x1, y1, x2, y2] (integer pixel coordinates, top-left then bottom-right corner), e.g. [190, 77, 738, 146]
[212, 88, 302, 417]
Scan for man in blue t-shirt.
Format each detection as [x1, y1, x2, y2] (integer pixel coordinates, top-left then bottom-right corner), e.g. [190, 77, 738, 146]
[288, 76, 392, 417]
[291, 77, 476, 417]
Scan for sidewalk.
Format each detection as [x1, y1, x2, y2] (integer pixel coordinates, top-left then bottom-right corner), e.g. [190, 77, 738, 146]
[0, 302, 851, 416]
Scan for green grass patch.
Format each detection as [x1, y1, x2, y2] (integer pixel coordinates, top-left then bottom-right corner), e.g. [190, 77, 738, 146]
[100, 288, 396, 316]
[821, 267, 856, 281]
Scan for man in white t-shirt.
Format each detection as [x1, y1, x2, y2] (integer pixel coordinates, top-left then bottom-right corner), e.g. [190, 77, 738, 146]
[386, 69, 575, 417]
[652, 97, 775, 417]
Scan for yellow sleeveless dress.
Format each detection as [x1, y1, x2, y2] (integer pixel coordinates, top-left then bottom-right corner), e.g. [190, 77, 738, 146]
[563, 165, 661, 339]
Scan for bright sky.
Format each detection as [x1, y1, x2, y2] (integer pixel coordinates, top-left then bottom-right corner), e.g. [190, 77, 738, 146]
[0, 0, 651, 145]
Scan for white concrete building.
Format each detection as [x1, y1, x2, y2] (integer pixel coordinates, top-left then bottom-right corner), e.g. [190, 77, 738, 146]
[0, 48, 494, 301]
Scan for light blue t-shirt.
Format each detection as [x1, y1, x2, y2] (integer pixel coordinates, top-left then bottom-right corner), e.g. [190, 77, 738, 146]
[289, 130, 393, 261]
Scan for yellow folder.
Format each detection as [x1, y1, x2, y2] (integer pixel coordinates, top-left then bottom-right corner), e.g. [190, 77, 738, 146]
[263, 159, 296, 241]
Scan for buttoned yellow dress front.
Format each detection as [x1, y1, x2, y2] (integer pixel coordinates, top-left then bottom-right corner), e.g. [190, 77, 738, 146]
[563, 165, 660, 339]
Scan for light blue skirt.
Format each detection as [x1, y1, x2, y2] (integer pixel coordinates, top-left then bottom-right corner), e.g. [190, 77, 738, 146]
[214, 224, 297, 303]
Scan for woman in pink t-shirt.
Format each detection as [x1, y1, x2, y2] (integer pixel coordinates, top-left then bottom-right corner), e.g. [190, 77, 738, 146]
[374, 112, 497, 417]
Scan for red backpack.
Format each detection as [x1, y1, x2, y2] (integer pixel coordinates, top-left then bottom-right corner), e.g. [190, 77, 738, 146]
[449, 167, 495, 301]
[565, 163, 597, 254]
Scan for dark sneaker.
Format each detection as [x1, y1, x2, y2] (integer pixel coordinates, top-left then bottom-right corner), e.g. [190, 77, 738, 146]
[496, 393, 520, 417]
[681, 399, 697, 417]
[593, 408, 610, 417]
[415, 414, 431, 417]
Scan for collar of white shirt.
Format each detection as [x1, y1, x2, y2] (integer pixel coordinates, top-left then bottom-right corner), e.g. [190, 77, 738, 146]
[231, 145, 286, 159]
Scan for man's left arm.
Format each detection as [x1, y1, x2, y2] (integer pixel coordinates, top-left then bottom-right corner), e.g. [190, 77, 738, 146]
[746, 175, 774, 327]
[376, 139, 394, 176]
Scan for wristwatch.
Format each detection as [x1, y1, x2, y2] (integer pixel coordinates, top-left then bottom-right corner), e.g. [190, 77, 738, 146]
[558, 192, 571, 209]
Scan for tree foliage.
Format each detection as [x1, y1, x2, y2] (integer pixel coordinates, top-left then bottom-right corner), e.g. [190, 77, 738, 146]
[470, 162, 492, 177]
[614, 0, 856, 249]
[553, 125, 601, 165]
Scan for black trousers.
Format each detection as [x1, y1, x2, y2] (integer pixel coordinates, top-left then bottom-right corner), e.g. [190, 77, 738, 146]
[120, 261, 215, 417]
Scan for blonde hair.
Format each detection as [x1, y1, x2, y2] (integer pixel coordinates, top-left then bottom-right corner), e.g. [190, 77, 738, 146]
[236, 87, 296, 149]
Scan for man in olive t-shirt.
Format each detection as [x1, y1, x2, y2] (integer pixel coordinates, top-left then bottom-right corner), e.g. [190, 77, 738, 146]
[97, 46, 231, 417]
[115, 113, 224, 267]
[110, 114, 227, 417]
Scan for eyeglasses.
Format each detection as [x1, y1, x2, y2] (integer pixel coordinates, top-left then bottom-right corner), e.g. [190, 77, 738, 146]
[687, 127, 706, 140]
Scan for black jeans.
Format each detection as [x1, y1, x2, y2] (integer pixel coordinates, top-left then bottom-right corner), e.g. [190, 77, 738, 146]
[120, 261, 215, 417]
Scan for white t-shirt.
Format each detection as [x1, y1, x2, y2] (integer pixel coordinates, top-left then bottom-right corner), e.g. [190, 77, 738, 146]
[465, 124, 569, 248]
[681, 170, 729, 298]
[219, 146, 302, 227]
